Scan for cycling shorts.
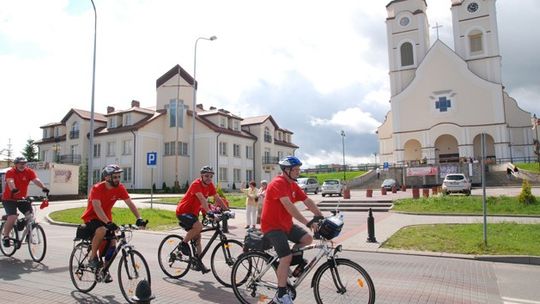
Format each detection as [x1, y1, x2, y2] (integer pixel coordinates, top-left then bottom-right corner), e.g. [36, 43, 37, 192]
[84, 219, 107, 237]
[177, 213, 198, 231]
[264, 224, 307, 258]
[1, 200, 33, 216]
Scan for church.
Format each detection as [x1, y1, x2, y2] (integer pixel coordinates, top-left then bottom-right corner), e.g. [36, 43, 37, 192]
[377, 0, 534, 166]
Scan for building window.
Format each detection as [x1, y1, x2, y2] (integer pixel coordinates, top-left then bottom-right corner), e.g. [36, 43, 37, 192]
[70, 121, 80, 139]
[55, 127, 60, 137]
[263, 149, 271, 164]
[93, 169, 101, 182]
[168, 99, 185, 128]
[219, 117, 227, 128]
[107, 142, 116, 156]
[93, 143, 101, 158]
[277, 132, 282, 141]
[122, 167, 132, 183]
[122, 140, 132, 155]
[219, 167, 228, 182]
[245, 170, 253, 183]
[108, 117, 117, 128]
[264, 127, 272, 143]
[177, 141, 188, 156]
[43, 129, 48, 138]
[232, 120, 240, 131]
[278, 151, 284, 160]
[246, 146, 254, 159]
[469, 30, 483, 54]
[233, 169, 241, 183]
[400, 42, 414, 66]
[164, 141, 176, 156]
[219, 142, 227, 156]
[233, 144, 241, 158]
[123, 113, 132, 126]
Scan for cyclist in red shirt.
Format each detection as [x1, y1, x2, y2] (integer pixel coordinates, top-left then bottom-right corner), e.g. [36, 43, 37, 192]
[260, 156, 323, 304]
[175, 166, 228, 273]
[2, 157, 49, 247]
[81, 164, 147, 273]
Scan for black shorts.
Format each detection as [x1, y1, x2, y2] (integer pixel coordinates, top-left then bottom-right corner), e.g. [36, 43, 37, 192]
[264, 224, 308, 258]
[1, 200, 33, 216]
[177, 213, 198, 231]
[84, 219, 107, 236]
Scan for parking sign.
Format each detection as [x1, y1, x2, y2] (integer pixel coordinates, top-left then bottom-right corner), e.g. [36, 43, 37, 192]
[147, 152, 157, 167]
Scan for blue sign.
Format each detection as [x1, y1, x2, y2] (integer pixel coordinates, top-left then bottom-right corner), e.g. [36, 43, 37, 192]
[147, 152, 157, 166]
[383, 162, 389, 170]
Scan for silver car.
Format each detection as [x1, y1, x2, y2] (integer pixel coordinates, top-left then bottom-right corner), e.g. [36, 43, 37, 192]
[296, 177, 320, 194]
[321, 179, 343, 197]
[442, 173, 471, 195]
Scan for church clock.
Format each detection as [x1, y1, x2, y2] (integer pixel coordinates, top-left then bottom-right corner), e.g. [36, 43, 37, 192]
[467, 2, 479, 13]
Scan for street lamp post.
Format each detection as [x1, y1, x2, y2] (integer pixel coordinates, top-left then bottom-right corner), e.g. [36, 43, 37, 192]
[87, 0, 97, 193]
[190, 35, 217, 182]
[341, 130, 346, 181]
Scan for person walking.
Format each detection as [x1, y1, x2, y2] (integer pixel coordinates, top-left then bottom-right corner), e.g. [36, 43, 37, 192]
[242, 181, 259, 229]
[256, 180, 268, 225]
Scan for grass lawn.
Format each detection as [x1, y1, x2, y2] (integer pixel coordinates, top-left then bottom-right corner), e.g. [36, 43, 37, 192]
[49, 207, 178, 231]
[382, 223, 540, 255]
[514, 162, 540, 174]
[393, 195, 540, 215]
[157, 193, 246, 209]
[301, 171, 366, 184]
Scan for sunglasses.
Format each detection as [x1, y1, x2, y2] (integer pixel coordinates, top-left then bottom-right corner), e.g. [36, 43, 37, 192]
[202, 174, 214, 178]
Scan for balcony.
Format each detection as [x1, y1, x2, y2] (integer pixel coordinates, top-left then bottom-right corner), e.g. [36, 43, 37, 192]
[262, 156, 279, 165]
[69, 130, 80, 139]
[59, 154, 82, 164]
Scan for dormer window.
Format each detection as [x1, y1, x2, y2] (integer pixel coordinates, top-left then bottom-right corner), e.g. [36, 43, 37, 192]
[123, 113, 132, 126]
[108, 117, 117, 128]
[232, 120, 240, 131]
[219, 117, 227, 128]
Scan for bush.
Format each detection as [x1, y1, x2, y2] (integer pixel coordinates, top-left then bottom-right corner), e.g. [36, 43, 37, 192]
[162, 182, 169, 193]
[518, 180, 537, 205]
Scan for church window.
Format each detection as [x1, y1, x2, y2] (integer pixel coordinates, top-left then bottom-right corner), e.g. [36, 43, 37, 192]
[468, 30, 483, 54]
[400, 42, 414, 66]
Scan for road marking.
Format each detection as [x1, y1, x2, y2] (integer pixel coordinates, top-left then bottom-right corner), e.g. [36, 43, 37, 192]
[503, 297, 540, 304]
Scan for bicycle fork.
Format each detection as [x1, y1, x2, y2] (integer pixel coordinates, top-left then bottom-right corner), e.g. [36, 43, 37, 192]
[328, 258, 347, 294]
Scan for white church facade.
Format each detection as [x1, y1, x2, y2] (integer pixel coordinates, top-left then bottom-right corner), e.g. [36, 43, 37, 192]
[377, 0, 534, 166]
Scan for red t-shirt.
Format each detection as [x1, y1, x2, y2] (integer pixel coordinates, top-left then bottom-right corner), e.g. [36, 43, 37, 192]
[81, 181, 130, 223]
[261, 175, 308, 234]
[2, 167, 37, 200]
[176, 178, 216, 216]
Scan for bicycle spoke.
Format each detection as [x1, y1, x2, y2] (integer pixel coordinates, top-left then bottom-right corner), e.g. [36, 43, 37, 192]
[69, 242, 97, 292]
[210, 239, 244, 287]
[118, 249, 151, 304]
[232, 252, 279, 304]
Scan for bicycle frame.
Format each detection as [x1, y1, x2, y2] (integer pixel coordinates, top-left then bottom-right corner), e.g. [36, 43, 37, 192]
[190, 221, 228, 259]
[94, 228, 136, 280]
[2, 203, 41, 248]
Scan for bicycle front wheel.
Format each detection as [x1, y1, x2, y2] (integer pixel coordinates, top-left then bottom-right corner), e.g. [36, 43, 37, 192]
[313, 258, 375, 304]
[157, 234, 191, 278]
[231, 251, 278, 304]
[118, 249, 151, 304]
[28, 224, 47, 262]
[69, 242, 97, 292]
[0, 222, 17, 256]
[210, 239, 244, 287]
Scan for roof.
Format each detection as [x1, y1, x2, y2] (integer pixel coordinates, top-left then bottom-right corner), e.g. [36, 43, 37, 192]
[95, 110, 166, 137]
[241, 115, 293, 133]
[106, 106, 156, 116]
[156, 64, 195, 89]
[194, 112, 256, 140]
[198, 109, 243, 120]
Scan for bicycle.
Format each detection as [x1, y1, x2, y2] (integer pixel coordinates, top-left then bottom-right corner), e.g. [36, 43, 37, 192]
[69, 223, 151, 304]
[0, 195, 48, 262]
[157, 210, 243, 287]
[230, 212, 376, 304]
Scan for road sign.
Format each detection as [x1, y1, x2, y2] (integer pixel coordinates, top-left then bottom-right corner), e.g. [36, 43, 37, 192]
[147, 152, 157, 167]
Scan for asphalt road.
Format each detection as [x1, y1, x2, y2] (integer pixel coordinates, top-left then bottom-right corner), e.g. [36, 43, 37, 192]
[1, 213, 540, 304]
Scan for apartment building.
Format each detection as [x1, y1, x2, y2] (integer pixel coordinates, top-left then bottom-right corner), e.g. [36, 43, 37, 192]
[35, 65, 298, 190]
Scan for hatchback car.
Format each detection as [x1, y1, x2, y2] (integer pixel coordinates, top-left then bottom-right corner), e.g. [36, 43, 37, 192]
[381, 178, 399, 190]
[321, 179, 343, 197]
[296, 177, 320, 194]
[442, 173, 471, 195]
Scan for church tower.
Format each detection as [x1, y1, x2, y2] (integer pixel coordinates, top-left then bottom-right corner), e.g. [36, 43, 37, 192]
[385, 0, 430, 96]
[451, 0, 502, 83]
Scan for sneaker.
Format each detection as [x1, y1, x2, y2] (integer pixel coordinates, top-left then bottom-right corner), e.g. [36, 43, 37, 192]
[88, 257, 101, 269]
[2, 237, 10, 248]
[179, 242, 191, 256]
[273, 293, 294, 304]
[192, 257, 210, 274]
[103, 271, 113, 283]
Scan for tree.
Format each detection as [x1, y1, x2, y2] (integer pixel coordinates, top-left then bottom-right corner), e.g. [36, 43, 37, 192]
[79, 158, 89, 195]
[22, 139, 38, 162]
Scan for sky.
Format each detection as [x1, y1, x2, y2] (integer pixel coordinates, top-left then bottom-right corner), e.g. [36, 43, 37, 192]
[0, 0, 539, 168]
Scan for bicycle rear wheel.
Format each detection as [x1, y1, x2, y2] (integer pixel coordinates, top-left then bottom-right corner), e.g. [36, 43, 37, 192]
[210, 239, 244, 287]
[118, 249, 151, 304]
[313, 258, 375, 304]
[231, 251, 278, 304]
[69, 242, 97, 292]
[28, 224, 47, 262]
[157, 234, 191, 278]
[0, 222, 17, 256]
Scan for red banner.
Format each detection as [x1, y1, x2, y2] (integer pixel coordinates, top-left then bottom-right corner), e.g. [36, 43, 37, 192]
[406, 166, 438, 177]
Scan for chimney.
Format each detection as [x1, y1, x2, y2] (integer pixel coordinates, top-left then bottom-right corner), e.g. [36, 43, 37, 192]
[107, 106, 115, 113]
[209, 106, 216, 110]
[196, 104, 204, 110]
[131, 100, 140, 108]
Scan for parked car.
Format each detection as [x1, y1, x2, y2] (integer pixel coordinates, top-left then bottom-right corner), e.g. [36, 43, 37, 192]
[296, 177, 320, 194]
[442, 173, 471, 195]
[321, 179, 344, 197]
[381, 178, 399, 190]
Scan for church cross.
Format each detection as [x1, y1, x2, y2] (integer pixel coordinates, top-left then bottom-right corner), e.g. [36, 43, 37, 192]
[435, 96, 451, 112]
[432, 22, 443, 40]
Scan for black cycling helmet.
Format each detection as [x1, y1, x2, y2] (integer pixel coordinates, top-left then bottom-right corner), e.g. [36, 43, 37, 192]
[200, 166, 215, 174]
[102, 164, 123, 178]
[13, 157, 28, 164]
[278, 156, 302, 170]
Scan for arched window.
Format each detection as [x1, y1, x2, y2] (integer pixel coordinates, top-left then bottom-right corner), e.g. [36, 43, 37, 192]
[400, 42, 414, 66]
[70, 121, 80, 139]
[468, 30, 483, 54]
[264, 127, 272, 143]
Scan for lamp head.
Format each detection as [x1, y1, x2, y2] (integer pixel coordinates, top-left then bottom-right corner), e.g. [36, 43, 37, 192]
[209, 36, 217, 41]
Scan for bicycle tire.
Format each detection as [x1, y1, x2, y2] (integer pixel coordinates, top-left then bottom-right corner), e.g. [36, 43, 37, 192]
[69, 242, 97, 293]
[312, 258, 375, 304]
[118, 249, 151, 304]
[157, 234, 191, 278]
[231, 251, 279, 304]
[28, 223, 47, 262]
[210, 239, 243, 287]
[0, 222, 17, 256]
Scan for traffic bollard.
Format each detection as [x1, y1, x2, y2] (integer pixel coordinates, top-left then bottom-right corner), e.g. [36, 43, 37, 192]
[367, 208, 377, 243]
[131, 279, 155, 304]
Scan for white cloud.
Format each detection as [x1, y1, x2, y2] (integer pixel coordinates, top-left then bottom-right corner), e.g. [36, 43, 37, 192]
[310, 107, 381, 134]
[301, 150, 375, 169]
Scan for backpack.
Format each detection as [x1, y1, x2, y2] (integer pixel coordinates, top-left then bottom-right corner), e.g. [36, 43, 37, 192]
[243, 228, 271, 251]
